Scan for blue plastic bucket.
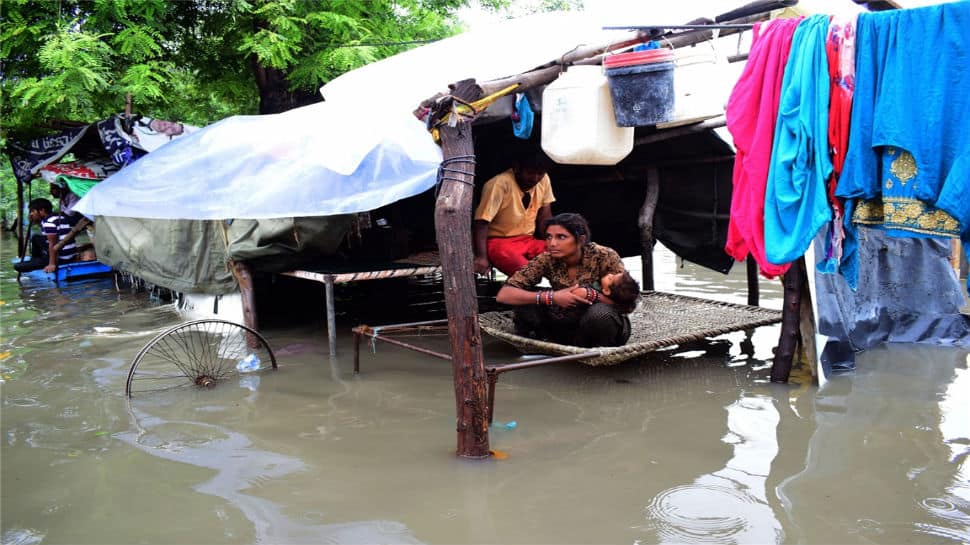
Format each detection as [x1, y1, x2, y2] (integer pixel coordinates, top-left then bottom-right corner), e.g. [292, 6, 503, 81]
[605, 61, 675, 127]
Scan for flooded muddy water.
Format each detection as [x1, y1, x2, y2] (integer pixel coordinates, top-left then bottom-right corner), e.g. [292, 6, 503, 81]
[2, 235, 968, 544]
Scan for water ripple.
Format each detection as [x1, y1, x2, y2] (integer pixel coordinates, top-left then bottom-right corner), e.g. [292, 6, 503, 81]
[644, 484, 758, 543]
[4, 395, 46, 408]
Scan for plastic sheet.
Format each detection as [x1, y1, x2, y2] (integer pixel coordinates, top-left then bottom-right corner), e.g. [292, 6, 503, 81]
[75, 104, 442, 220]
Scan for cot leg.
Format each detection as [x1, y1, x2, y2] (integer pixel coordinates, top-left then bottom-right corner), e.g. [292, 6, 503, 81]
[353, 330, 361, 374]
[325, 274, 337, 357]
[486, 370, 498, 426]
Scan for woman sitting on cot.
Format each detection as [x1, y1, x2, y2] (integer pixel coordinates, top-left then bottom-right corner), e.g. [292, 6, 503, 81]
[496, 212, 640, 347]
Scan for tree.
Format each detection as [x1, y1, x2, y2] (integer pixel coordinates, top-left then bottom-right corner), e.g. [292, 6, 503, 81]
[0, 0, 505, 139]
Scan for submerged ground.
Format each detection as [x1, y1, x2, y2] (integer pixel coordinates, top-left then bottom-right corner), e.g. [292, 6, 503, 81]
[1, 236, 968, 544]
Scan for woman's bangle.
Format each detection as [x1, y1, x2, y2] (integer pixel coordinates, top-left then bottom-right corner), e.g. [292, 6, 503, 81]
[535, 291, 542, 305]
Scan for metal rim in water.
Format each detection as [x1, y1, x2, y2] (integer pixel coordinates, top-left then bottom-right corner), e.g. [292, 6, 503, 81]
[125, 319, 277, 397]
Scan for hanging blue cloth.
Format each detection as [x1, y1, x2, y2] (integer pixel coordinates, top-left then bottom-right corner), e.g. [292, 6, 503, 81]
[633, 41, 660, 51]
[837, 3, 970, 290]
[763, 14, 833, 266]
[512, 93, 534, 140]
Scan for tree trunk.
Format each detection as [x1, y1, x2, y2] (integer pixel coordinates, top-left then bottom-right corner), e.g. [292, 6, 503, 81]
[250, 19, 321, 115]
[252, 63, 321, 114]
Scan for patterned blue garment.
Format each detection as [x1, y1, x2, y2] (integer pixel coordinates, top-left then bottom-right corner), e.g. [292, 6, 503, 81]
[836, 3, 970, 289]
[763, 15, 833, 266]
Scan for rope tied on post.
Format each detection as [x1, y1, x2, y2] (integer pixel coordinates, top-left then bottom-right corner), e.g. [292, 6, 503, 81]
[423, 81, 519, 143]
[436, 154, 478, 197]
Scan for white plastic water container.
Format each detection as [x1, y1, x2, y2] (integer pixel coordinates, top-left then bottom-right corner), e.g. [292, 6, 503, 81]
[540, 66, 634, 165]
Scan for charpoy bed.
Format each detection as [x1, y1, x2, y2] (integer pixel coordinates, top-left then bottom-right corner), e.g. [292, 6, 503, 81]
[478, 291, 783, 366]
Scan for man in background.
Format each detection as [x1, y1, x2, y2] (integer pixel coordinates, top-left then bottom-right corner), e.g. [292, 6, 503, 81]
[473, 151, 555, 276]
[12, 198, 78, 273]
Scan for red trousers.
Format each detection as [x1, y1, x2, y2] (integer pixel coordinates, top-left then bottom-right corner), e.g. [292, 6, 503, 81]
[487, 235, 547, 276]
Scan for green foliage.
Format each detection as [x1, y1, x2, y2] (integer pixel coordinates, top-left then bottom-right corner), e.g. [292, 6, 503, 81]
[1, 0, 504, 139]
[0, 0, 507, 221]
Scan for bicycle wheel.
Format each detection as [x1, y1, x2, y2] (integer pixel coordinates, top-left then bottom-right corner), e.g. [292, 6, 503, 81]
[126, 319, 277, 397]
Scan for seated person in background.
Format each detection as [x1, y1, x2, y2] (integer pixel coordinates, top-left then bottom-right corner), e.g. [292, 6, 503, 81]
[473, 151, 555, 276]
[49, 181, 82, 226]
[496, 213, 637, 348]
[76, 243, 97, 262]
[13, 198, 78, 273]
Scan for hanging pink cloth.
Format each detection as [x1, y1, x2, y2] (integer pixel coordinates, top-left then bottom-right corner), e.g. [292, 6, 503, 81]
[725, 17, 802, 278]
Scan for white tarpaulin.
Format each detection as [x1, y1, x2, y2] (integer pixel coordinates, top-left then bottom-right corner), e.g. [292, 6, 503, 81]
[75, 102, 442, 220]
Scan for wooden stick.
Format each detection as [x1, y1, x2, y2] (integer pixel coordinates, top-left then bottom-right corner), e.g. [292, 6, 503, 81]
[51, 217, 91, 254]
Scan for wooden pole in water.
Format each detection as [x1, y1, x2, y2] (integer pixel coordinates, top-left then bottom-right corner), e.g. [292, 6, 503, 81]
[771, 257, 804, 382]
[431, 82, 491, 459]
[230, 260, 260, 349]
[746, 255, 760, 307]
[16, 181, 26, 260]
[638, 166, 660, 291]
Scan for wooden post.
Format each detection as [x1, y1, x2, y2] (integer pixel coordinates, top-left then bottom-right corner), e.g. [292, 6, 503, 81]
[638, 166, 661, 291]
[432, 83, 491, 458]
[230, 260, 260, 349]
[771, 257, 804, 383]
[746, 255, 760, 307]
[16, 182, 26, 260]
[797, 259, 818, 380]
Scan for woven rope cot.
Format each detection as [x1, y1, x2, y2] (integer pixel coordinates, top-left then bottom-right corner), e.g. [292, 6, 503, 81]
[479, 291, 783, 366]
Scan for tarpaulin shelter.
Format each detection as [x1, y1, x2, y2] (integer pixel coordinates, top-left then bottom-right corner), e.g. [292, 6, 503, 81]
[5, 115, 355, 293]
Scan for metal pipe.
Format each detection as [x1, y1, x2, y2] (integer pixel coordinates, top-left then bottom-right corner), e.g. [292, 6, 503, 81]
[352, 319, 450, 335]
[356, 332, 453, 361]
[487, 351, 602, 374]
[325, 274, 337, 356]
[486, 370, 498, 425]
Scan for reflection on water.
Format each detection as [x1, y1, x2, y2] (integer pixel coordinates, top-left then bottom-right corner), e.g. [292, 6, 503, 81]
[2, 236, 969, 544]
[778, 345, 970, 544]
[120, 396, 419, 544]
[642, 393, 783, 544]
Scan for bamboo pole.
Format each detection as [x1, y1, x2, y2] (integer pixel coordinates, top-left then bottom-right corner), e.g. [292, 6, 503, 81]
[478, 8, 778, 98]
[431, 82, 491, 458]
